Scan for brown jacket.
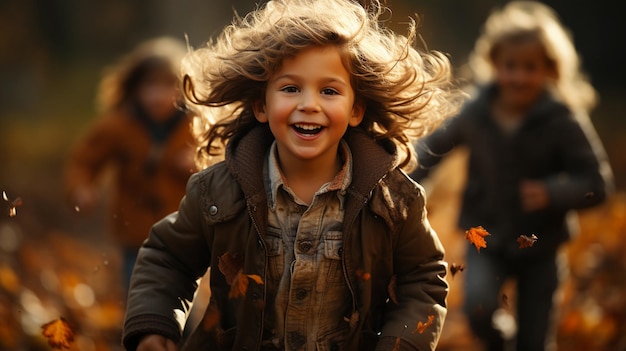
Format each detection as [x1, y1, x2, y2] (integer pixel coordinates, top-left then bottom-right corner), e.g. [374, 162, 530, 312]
[65, 106, 196, 248]
[123, 126, 449, 351]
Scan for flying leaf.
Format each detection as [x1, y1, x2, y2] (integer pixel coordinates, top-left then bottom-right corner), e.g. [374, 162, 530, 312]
[413, 314, 435, 334]
[228, 271, 264, 299]
[392, 325, 408, 351]
[449, 263, 465, 278]
[229, 270, 248, 299]
[392, 336, 401, 351]
[465, 226, 490, 252]
[2, 191, 22, 217]
[41, 317, 74, 349]
[202, 303, 221, 331]
[356, 269, 371, 281]
[246, 274, 264, 285]
[218, 252, 244, 285]
[387, 275, 398, 305]
[517, 234, 538, 249]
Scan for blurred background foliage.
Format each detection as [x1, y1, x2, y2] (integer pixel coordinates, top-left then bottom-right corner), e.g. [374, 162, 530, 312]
[0, 0, 624, 350]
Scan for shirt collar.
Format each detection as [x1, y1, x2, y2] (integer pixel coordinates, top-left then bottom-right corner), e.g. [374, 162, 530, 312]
[265, 140, 353, 209]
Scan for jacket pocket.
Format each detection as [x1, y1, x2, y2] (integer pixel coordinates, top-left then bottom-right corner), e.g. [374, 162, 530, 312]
[323, 231, 344, 287]
[265, 227, 284, 281]
[323, 231, 343, 260]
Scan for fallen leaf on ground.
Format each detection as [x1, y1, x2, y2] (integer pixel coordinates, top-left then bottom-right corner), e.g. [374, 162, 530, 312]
[465, 226, 490, 252]
[517, 234, 538, 249]
[41, 317, 74, 349]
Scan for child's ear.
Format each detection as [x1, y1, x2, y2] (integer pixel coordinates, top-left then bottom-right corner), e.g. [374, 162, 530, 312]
[348, 102, 365, 127]
[252, 100, 268, 123]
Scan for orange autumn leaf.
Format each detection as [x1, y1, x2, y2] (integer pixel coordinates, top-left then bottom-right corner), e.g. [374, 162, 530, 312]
[392, 336, 402, 351]
[218, 253, 263, 299]
[202, 304, 221, 331]
[228, 270, 264, 299]
[465, 226, 490, 252]
[356, 269, 371, 281]
[41, 317, 74, 349]
[218, 252, 243, 286]
[229, 270, 249, 299]
[413, 314, 435, 334]
[247, 274, 264, 285]
[517, 234, 538, 249]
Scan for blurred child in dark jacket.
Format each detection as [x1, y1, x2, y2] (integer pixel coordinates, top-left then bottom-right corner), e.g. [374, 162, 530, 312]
[410, 2, 613, 350]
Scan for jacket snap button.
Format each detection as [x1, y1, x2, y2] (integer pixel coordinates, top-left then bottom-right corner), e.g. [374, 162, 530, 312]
[298, 240, 313, 253]
[209, 205, 218, 215]
[295, 288, 308, 300]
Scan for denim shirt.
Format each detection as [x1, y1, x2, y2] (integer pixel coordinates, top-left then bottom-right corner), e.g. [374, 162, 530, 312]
[263, 141, 352, 350]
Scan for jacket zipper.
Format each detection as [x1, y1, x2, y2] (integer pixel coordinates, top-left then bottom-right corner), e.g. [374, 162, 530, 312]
[247, 202, 267, 350]
[341, 196, 368, 324]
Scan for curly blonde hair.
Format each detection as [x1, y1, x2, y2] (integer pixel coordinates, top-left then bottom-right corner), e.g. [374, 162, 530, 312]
[183, 0, 460, 170]
[468, 1, 596, 113]
[97, 37, 187, 113]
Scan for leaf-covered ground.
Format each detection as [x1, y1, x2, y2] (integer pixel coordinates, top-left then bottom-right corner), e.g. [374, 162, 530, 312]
[1, 149, 624, 350]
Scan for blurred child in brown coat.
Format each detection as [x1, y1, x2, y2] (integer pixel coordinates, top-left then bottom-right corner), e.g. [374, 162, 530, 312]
[65, 37, 197, 287]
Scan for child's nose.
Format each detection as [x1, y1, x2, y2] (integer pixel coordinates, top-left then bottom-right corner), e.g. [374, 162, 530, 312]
[297, 90, 321, 112]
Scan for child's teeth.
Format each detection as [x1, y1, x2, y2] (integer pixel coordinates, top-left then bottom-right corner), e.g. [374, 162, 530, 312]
[295, 124, 320, 130]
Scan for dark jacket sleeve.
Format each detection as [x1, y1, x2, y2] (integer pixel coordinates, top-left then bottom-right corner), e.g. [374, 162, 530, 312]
[376, 183, 448, 351]
[122, 172, 212, 350]
[410, 114, 465, 182]
[544, 112, 613, 211]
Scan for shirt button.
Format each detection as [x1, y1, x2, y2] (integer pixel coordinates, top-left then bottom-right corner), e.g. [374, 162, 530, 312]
[297, 240, 313, 253]
[295, 288, 308, 300]
[209, 205, 218, 216]
[288, 332, 306, 349]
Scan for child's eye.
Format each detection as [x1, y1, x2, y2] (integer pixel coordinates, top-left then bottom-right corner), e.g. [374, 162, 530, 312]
[321, 88, 339, 95]
[280, 86, 299, 93]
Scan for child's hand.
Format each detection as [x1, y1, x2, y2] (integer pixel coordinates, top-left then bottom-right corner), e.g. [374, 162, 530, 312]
[520, 180, 549, 212]
[137, 335, 178, 351]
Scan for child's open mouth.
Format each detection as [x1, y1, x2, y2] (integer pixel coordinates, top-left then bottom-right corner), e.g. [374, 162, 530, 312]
[292, 123, 323, 136]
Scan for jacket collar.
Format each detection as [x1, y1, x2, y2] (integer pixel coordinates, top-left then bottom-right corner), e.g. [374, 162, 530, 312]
[225, 125, 398, 207]
[475, 83, 568, 127]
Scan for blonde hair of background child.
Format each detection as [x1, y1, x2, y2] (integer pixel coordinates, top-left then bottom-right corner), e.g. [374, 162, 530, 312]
[468, 1, 596, 114]
[96, 37, 187, 113]
[182, 0, 460, 170]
